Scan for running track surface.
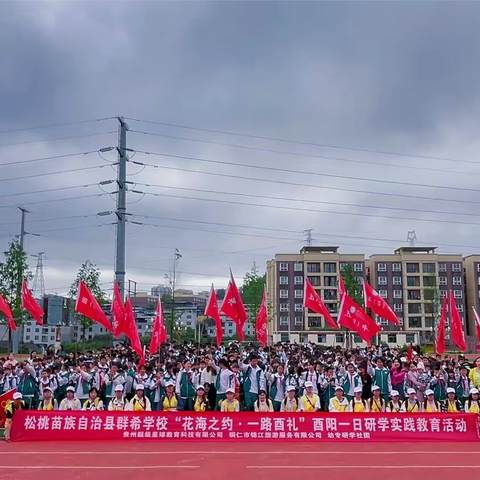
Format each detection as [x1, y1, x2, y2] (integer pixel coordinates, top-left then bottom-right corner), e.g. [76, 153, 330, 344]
[1, 441, 479, 480]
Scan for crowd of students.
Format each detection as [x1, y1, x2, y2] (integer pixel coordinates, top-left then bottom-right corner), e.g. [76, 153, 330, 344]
[2, 341, 480, 441]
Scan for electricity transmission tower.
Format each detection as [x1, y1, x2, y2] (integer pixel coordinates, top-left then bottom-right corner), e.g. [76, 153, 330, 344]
[32, 252, 46, 299]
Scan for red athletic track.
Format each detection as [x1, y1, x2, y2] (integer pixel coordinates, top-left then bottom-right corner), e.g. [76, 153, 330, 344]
[1, 441, 479, 480]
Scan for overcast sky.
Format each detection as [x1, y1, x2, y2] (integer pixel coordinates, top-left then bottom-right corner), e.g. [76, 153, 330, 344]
[2, 1, 480, 297]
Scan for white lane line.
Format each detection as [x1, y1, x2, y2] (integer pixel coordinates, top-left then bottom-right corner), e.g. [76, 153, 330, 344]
[2, 466, 200, 470]
[247, 466, 480, 470]
[0, 450, 478, 455]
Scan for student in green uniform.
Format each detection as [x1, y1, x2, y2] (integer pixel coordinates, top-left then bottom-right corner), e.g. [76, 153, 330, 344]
[238, 354, 266, 411]
[368, 357, 391, 404]
[17, 364, 38, 409]
[176, 360, 196, 411]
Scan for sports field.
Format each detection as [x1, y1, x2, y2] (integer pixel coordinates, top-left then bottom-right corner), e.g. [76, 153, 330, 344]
[2, 441, 480, 480]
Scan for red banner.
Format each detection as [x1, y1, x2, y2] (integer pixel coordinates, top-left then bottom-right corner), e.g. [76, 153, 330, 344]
[10, 411, 479, 442]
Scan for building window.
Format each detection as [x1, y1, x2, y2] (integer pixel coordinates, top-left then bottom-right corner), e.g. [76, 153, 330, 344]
[422, 263, 436, 274]
[378, 317, 388, 326]
[280, 290, 288, 299]
[439, 277, 447, 286]
[295, 289, 303, 299]
[407, 290, 421, 300]
[440, 290, 448, 298]
[406, 333, 416, 343]
[454, 290, 463, 299]
[353, 334, 362, 343]
[392, 263, 401, 272]
[394, 304, 403, 313]
[423, 276, 436, 287]
[294, 316, 303, 326]
[393, 290, 402, 299]
[457, 304, 464, 312]
[279, 316, 289, 326]
[354, 263, 363, 272]
[307, 276, 320, 286]
[438, 263, 447, 272]
[408, 317, 422, 328]
[317, 334, 326, 343]
[280, 276, 288, 285]
[335, 334, 344, 343]
[324, 263, 337, 273]
[324, 276, 337, 287]
[26, 328, 31, 333]
[453, 277, 462, 286]
[378, 276, 387, 285]
[280, 303, 290, 312]
[34, 336, 39, 341]
[294, 276, 303, 285]
[378, 263, 387, 272]
[388, 334, 397, 344]
[186, 314, 192, 319]
[407, 277, 420, 287]
[307, 263, 321, 273]
[308, 318, 322, 328]
[294, 262, 303, 272]
[279, 263, 288, 272]
[406, 263, 420, 274]
[452, 263, 462, 272]
[379, 290, 387, 298]
[327, 303, 338, 313]
[424, 304, 434, 315]
[393, 276, 402, 285]
[324, 290, 337, 300]
[280, 333, 289, 342]
[294, 303, 303, 312]
[25, 336, 30, 341]
[408, 303, 421, 314]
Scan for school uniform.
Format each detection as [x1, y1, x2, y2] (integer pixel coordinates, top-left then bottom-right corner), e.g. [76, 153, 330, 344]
[56, 371, 71, 402]
[108, 396, 127, 411]
[134, 373, 152, 400]
[281, 397, 301, 412]
[176, 369, 196, 411]
[302, 371, 321, 395]
[401, 399, 420, 413]
[211, 365, 235, 409]
[430, 375, 447, 403]
[442, 399, 463, 413]
[158, 393, 179, 411]
[39, 376, 58, 400]
[59, 398, 82, 410]
[71, 371, 93, 401]
[193, 396, 209, 412]
[17, 366, 38, 409]
[300, 393, 321, 412]
[456, 375, 471, 405]
[220, 398, 240, 412]
[128, 395, 151, 411]
[369, 367, 392, 404]
[349, 398, 368, 412]
[38, 398, 58, 410]
[0, 374, 17, 393]
[238, 362, 266, 411]
[149, 378, 165, 411]
[320, 377, 337, 411]
[82, 398, 104, 411]
[254, 399, 274, 412]
[341, 372, 362, 401]
[329, 396, 349, 412]
[103, 372, 126, 403]
[268, 373, 286, 411]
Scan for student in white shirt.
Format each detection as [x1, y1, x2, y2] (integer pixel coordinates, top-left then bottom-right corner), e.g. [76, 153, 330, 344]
[281, 385, 301, 412]
[254, 389, 274, 412]
[59, 386, 81, 410]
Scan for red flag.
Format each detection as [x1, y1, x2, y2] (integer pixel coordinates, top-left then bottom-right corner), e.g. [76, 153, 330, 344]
[150, 297, 166, 353]
[255, 287, 268, 346]
[364, 282, 399, 325]
[472, 307, 480, 350]
[111, 282, 126, 338]
[220, 271, 248, 341]
[338, 274, 346, 299]
[304, 278, 337, 329]
[338, 292, 380, 345]
[75, 281, 112, 332]
[125, 297, 143, 359]
[406, 343, 414, 362]
[449, 290, 467, 352]
[205, 285, 223, 346]
[0, 293, 16, 331]
[0, 388, 16, 428]
[436, 295, 447, 355]
[21, 281, 44, 326]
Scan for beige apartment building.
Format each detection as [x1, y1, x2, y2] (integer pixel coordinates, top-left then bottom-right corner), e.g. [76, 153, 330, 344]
[266, 246, 477, 349]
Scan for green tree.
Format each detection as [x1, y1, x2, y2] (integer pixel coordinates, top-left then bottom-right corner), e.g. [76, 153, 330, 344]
[240, 262, 266, 322]
[0, 238, 32, 326]
[340, 264, 363, 307]
[69, 260, 107, 342]
[162, 293, 183, 341]
[423, 273, 441, 344]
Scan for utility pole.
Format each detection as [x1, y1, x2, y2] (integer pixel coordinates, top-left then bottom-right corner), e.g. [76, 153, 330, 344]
[115, 117, 129, 300]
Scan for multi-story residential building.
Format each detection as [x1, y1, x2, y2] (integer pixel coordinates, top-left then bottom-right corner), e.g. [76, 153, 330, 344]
[369, 247, 466, 346]
[463, 255, 480, 341]
[266, 246, 365, 344]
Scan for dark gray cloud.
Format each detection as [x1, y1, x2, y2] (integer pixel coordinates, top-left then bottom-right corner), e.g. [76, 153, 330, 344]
[1, 1, 480, 295]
